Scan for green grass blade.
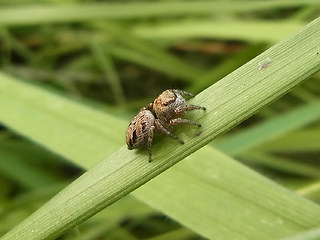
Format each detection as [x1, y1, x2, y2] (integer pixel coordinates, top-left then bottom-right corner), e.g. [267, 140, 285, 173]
[257, 128, 320, 152]
[147, 228, 195, 240]
[188, 43, 267, 93]
[0, 1, 317, 25]
[0, 78, 125, 166]
[134, 148, 320, 240]
[133, 20, 305, 42]
[110, 45, 200, 81]
[214, 101, 320, 155]
[1, 17, 320, 240]
[279, 228, 320, 240]
[90, 41, 125, 105]
[297, 181, 320, 198]
[95, 22, 204, 81]
[242, 152, 320, 178]
[0, 146, 59, 188]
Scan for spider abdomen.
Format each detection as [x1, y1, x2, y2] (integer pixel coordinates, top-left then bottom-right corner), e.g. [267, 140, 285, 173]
[126, 109, 155, 150]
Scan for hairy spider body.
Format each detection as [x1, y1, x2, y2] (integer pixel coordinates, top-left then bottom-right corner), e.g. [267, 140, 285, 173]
[126, 109, 155, 150]
[126, 89, 206, 162]
[153, 89, 205, 126]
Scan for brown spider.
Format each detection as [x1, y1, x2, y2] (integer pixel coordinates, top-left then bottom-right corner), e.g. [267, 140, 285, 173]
[126, 89, 206, 162]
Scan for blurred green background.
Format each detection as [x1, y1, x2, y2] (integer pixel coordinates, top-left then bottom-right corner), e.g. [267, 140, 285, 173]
[0, 1, 320, 239]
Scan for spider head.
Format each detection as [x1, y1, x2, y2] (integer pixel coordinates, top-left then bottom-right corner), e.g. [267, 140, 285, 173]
[153, 90, 184, 122]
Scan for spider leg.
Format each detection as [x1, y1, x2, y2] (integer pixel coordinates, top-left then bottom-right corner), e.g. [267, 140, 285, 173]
[172, 89, 194, 97]
[147, 126, 155, 163]
[170, 118, 202, 127]
[140, 102, 153, 112]
[174, 104, 206, 115]
[155, 119, 184, 145]
[145, 103, 154, 111]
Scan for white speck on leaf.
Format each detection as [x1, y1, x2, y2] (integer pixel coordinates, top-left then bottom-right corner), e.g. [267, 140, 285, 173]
[276, 217, 284, 224]
[258, 57, 271, 70]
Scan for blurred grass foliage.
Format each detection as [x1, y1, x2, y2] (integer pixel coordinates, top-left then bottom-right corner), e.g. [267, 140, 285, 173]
[0, 1, 320, 240]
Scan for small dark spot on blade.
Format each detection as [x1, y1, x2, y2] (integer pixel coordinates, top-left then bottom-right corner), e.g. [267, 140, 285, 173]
[195, 131, 203, 136]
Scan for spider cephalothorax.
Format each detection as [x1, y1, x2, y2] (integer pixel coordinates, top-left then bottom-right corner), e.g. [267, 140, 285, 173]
[126, 89, 206, 162]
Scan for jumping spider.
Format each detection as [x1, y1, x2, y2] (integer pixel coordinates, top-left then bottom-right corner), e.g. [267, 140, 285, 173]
[126, 89, 206, 162]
